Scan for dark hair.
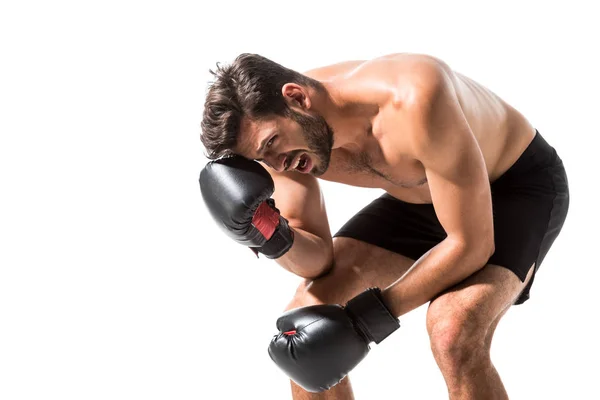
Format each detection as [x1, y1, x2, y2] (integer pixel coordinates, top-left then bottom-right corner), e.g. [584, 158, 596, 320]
[200, 53, 323, 159]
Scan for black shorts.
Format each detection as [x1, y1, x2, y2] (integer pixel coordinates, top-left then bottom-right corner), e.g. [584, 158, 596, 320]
[334, 131, 570, 304]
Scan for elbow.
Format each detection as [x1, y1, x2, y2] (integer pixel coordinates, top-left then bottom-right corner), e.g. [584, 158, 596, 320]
[301, 262, 333, 280]
[290, 236, 334, 280]
[295, 258, 333, 280]
[485, 238, 495, 261]
[306, 242, 334, 279]
[470, 232, 495, 267]
[315, 235, 334, 276]
[482, 227, 495, 260]
[454, 231, 494, 271]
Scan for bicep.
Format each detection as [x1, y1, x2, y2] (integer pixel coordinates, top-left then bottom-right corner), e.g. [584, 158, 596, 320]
[409, 66, 494, 247]
[266, 168, 332, 243]
[421, 128, 493, 246]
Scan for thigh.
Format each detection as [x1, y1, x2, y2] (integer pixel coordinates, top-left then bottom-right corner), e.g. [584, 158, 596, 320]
[287, 237, 415, 309]
[488, 135, 569, 303]
[334, 193, 446, 263]
[289, 192, 445, 309]
[426, 262, 535, 337]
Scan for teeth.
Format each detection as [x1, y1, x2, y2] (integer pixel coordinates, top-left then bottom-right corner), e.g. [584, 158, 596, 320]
[292, 155, 302, 170]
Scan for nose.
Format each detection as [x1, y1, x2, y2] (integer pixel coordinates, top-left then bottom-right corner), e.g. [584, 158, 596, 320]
[264, 153, 287, 172]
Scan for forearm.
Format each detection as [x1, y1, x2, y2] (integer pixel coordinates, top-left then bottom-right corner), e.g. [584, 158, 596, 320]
[275, 227, 333, 279]
[381, 237, 492, 317]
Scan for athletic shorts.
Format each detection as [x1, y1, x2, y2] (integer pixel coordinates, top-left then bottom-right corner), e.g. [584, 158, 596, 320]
[334, 131, 569, 304]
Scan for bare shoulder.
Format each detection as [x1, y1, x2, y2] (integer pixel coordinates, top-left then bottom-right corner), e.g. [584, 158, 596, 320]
[302, 54, 453, 101]
[303, 60, 367, 81]
[314, 53, 453, 116]
[351, 53, 453, 97]
[361, 55, 463, 161]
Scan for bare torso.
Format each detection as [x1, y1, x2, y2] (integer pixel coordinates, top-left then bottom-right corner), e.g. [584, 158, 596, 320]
[305, 54, 536, 204]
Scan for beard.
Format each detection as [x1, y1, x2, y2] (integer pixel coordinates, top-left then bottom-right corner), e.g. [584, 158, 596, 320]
[289, 109, 334, 176]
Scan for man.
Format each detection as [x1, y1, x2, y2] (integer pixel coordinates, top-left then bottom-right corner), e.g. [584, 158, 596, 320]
[199, 53, 569, 399]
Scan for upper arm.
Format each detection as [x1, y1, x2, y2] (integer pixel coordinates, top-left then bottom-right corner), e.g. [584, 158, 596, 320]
[402, 60, 494, 252]
[263, 167, 333, 245]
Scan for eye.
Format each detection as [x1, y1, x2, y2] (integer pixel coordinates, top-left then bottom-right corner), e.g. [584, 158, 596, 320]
[267, 135, 277, 148]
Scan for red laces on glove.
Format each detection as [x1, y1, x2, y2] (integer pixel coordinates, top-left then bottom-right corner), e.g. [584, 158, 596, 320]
[252, 200, 280, 240]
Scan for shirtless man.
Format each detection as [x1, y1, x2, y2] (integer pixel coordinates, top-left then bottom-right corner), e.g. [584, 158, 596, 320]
[199, 53, 570, 399]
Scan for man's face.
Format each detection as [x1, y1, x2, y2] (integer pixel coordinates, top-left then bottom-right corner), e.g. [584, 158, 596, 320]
[236, 110, 334, 176]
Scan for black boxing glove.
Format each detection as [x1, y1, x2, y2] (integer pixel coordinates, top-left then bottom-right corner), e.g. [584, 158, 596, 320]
[199, 155, 294, 259]
[268, 288, 400, 392]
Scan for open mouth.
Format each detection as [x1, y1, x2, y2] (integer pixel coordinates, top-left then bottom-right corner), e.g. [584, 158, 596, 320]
[288, 153, 312, 173]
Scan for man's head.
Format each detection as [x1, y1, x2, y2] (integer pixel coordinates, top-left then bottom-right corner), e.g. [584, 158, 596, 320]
[201, 53, 334, 176]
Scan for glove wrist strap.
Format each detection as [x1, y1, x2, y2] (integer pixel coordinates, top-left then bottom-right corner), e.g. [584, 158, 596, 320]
[257, 216, 294, 259]
[345, 288, 400, 344]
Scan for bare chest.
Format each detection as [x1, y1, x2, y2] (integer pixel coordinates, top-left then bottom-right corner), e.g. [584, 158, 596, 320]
[320, 146, 434, 203]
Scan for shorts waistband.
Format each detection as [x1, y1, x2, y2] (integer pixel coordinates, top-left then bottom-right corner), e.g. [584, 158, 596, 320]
[494, 130, 560, 183]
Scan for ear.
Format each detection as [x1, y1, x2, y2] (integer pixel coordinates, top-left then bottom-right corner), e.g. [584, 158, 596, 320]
[281, 83, 311, 110]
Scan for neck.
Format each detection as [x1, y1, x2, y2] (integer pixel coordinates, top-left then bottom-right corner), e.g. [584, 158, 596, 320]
[309, 82, 376, 150]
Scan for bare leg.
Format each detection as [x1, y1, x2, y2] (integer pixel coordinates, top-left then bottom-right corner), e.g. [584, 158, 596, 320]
[290, 378, 355, 400]
[426, 264, 535, 400]
[284, 237, 416, 400]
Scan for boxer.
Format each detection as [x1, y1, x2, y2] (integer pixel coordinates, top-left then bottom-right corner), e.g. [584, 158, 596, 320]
[199, 53, 569, 399]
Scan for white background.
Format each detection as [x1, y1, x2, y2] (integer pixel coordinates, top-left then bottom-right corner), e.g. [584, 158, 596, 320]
[1, 1, 598, 399]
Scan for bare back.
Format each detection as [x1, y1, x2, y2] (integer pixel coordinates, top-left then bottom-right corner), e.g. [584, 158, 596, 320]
[305, 53, 536, 204]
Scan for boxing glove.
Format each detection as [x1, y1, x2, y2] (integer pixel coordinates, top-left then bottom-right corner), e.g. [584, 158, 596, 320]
[199, 155, 294, 259]
[268, 288, 400, 392]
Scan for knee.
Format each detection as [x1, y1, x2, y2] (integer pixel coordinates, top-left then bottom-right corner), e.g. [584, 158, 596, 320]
[426, 303, 488, 367]
[283, 279, 325, 311]
[283, 268, 348, 312]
